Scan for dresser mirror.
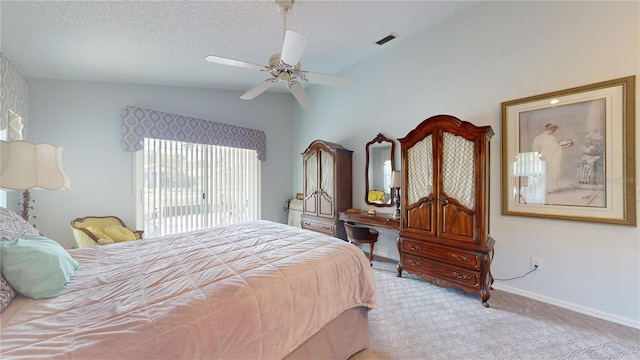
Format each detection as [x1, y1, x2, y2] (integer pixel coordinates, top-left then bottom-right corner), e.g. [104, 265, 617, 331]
[365, 133, 395, 207]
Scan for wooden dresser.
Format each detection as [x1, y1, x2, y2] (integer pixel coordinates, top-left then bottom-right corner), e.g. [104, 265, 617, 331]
[397, 115, 495, 307]
[301, 140, 353, 240]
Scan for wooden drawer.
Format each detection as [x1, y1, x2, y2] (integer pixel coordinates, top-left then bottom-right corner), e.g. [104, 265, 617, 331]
[402, 254, 481, 290]
[339, 212, 400, 229]
[301, 219, 336, 237]
[400, 239, 480, 270]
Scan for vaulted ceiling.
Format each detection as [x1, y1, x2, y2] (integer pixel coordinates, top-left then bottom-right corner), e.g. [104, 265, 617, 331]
[1, 1, 478, 93]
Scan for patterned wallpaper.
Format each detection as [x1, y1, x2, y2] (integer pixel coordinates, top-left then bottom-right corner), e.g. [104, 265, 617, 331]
[121, 105, 267, 161]
[0, 53, 28, 136]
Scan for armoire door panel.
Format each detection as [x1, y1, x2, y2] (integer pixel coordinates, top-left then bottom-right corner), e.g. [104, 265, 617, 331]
[440, 204, 476, 241]
[441, 131, 476, 211]
[406, 201, 434, 234]
[318, 149, 335, 217]
[303, 153, 318, 215]
[319, 149, 334, 190]
[303, 197, 317, 216]
[406, 135, 434, 206]
[319, 196, 334, 217]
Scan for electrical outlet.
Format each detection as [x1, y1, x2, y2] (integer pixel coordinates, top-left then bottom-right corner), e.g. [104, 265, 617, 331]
[531, 257, 542, 270]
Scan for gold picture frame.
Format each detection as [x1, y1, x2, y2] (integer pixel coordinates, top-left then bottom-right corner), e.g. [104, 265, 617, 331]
[501, 76, 636, 226]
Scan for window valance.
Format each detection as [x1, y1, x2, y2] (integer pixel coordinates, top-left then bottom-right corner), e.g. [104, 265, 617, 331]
[1, 53, 29, 134]
[121, 106, 266, 161]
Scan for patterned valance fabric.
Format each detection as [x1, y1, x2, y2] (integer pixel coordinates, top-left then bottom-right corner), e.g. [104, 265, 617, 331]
[121, 106, 266, 161]
[0, 53, 29, 134]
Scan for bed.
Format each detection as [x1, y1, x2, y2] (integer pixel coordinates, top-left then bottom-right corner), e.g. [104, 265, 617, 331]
[0, 212, 378, 359]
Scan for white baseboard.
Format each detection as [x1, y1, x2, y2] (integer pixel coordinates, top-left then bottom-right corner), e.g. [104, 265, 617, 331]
[492, 283, 640, 330]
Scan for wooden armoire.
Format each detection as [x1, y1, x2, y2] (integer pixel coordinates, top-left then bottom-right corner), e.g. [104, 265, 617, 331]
[300, 140, 353, 240]
[396, 115, 495, 307]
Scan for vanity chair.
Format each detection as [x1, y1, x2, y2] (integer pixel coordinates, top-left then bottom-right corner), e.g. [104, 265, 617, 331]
[344, 221, 379, 266]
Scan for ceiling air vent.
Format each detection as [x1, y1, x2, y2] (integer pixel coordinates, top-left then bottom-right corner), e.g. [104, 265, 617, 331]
[375, 33, 397, 46]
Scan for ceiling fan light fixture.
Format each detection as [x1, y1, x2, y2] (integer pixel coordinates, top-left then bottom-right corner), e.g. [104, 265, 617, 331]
[278, 72, 291, 82]
[204, 0, 352, 109]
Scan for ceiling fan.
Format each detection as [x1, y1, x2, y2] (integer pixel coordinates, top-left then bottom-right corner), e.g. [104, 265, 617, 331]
[205, 0, 352, 109]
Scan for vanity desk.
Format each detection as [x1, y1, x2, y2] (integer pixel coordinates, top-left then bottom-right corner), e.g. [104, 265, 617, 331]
[339, 211, 400, 230]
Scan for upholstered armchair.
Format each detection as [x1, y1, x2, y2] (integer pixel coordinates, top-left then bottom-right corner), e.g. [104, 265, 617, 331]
[367, 190, 386, 204]
[70, 216, 144, 248]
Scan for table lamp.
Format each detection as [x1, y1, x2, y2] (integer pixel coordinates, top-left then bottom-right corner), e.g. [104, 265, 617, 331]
[390, 170, 401, 219]
[0, 140, 70, 222]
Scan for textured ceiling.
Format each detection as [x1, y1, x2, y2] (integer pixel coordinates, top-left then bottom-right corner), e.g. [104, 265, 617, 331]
[1, 0, 478, 93]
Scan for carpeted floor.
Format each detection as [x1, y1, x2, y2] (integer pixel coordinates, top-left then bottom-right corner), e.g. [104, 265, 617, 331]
[350, 257, 640, 360]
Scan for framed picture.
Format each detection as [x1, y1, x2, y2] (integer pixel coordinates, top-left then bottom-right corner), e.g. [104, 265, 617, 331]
[296, 192, 303, 200]
[501, 76, 636, 226]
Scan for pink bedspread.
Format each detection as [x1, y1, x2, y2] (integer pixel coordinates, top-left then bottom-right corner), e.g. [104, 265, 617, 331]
[1, 221, 377, 359]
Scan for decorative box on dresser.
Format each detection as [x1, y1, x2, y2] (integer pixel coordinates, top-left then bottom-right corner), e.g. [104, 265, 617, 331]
[301, 140, 353, 240]
[396, 115, 495, 307]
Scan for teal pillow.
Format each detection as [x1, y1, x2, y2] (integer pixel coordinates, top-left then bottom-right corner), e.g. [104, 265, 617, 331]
[0, 234, 79, 299]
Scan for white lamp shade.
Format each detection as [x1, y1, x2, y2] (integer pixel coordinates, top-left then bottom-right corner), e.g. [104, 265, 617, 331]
[0, 140, 70, 190]
[390, 170, 402, 188]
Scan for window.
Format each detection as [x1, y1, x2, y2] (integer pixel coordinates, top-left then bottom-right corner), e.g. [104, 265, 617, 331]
[383, 159, 392, 191]
[135, 138, 261, 237]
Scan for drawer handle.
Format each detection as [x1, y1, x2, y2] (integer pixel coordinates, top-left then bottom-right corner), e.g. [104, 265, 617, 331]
[452, 254, 470, 261]
[407, 259, 423, 267]
[453, 271, 470, 280]
[323, 225, 331, 230]
[409, 244, 422, 251]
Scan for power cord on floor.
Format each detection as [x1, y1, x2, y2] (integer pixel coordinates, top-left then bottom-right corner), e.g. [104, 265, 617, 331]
[494, 264, 539, 281]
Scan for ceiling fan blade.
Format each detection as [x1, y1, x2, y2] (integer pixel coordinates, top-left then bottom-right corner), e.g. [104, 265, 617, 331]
[303, 71, 353, 88]
[205, 55, 267, 71]
[288, 82, 314, 109]
[240, 79, 277, 100]
[280, 30, 308, 66]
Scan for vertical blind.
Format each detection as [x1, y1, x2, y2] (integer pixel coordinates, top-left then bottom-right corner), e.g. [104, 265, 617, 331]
[138, 138, 261, 237]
